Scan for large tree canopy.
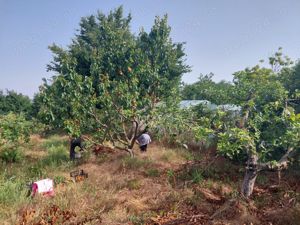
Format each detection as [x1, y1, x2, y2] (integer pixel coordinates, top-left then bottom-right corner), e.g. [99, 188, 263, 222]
[39, 6, 190, 155]
[47, 7, 189, 100]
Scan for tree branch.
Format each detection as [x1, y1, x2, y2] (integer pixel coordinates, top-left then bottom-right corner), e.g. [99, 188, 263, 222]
[88, 111, 108, 129]
[258, 147, 296, 171]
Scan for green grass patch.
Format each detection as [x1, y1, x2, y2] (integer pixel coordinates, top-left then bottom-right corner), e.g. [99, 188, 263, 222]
[177, 167, 204, 185]
[128, 215, 145, 225]
[42, 145, 69, 167]
[145, 168, 160, 177]
[0, 174, 29, 220]
[190, 168, 204, 183]
[41, 135, 68, 150]
[53, 175, 66, 185]
[26, 144, 71, 180]
[126, 179, 141, 190]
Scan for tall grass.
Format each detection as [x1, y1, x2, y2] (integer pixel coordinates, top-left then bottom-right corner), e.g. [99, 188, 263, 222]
[26, 144, 71, 180]
[0, 137, 72, 222]
[0, 174, 29, 220]
[42, 145, 69, 167]
[41, 135, 68, 150]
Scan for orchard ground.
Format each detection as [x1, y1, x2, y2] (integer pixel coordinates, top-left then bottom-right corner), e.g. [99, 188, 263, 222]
[0, 135, 299, 225]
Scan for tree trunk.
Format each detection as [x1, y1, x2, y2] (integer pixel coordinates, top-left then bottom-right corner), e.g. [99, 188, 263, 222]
[127, 148, 134, 158]
[241, 154, 258, 198]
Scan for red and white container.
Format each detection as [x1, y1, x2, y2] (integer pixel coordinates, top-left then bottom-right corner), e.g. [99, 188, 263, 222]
[32, 178, 54, 197]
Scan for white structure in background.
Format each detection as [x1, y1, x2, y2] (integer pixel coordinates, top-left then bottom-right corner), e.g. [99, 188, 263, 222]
[180, 100, 241, 113]
[179, 100, 217, 110]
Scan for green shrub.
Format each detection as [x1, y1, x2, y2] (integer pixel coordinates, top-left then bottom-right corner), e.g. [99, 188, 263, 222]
[0, 113, 32, 145]
[0, 113, 31, 164]
[0, 148, 24, 163]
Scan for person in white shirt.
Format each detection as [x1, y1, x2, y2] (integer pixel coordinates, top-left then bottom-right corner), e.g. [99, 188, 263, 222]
[137, 131, 151, 152]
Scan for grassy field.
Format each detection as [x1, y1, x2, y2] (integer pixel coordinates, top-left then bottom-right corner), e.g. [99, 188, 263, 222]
[0, 135, 299, 225]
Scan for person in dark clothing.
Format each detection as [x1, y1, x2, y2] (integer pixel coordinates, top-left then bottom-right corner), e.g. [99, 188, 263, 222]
[70, 137, 84, 160]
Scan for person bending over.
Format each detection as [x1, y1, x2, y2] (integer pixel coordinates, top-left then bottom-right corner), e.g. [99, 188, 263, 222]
[137, 131, 151, 152]
[70, 137, 84, 160]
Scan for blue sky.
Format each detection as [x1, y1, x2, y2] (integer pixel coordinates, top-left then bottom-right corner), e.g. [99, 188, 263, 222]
[0, 0, 300, 98]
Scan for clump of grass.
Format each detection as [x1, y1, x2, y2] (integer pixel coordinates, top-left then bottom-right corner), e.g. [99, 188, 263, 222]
[254, 195, 271, 209]
[177, 167, 203, 185]
[53, 175, 66, 185]
[0, 176, 28, 205]
[145, 168, 160, 177]
[190, 168, 203, 183]
[160, 151, 176, 162]
[167, 169, 176, 186]
[128, 212, 156, 225]
[176, 148, 196, 161]
[42, 145, 69, 168]
[26, 163, 47, 179]
[126, 179, 141, 190]
[202, 165, 220, 179]
[128, 215, 145, 225]
[159, 148, 189, 163]
[186, 191, 204, 208]
[0, 175, 28, 219]
[162, 191, 181, 212]
[77, 150, 91, 164]
[121, 156, 152, 170]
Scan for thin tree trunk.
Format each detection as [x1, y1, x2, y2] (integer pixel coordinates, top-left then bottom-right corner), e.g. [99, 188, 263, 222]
[241, 154, 258, 198]
[127, 148, 134, 158]
[127, 136, 137, 158]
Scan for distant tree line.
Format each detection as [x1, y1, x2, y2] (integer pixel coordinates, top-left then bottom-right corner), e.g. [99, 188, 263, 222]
[0, 90, 42, 119]
[0, 90, 31, 116]
[181, 53, 300, 112]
